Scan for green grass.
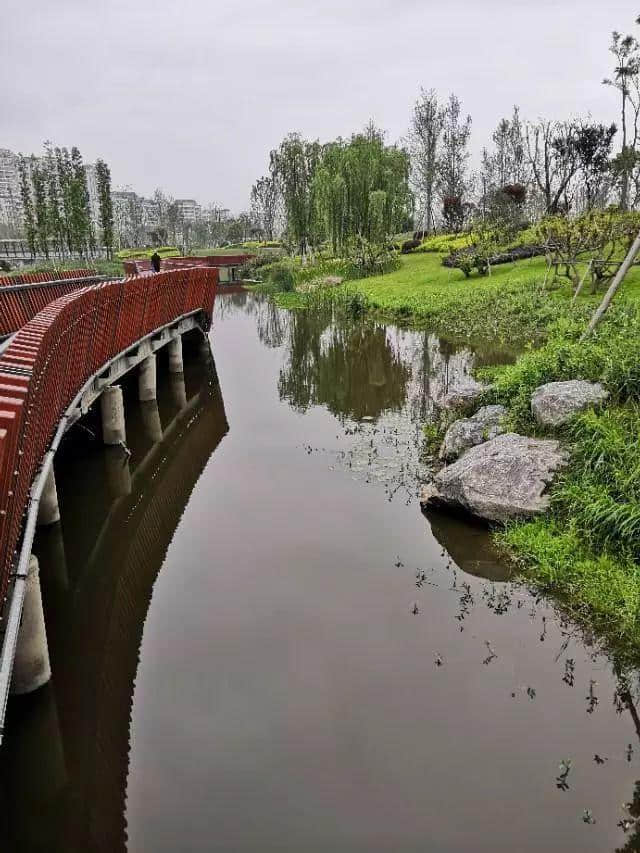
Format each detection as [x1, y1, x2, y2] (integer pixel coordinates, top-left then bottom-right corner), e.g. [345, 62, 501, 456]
[278, 249, 640, 344]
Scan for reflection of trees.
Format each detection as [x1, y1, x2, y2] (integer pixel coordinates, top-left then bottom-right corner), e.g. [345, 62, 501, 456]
[279, 310, 410, 420]
[255, 299, 289, 349]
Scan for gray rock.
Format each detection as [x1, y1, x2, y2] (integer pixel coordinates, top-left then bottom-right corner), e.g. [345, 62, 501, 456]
[439, 405, 507, 461]
[421, 432, 568, 523]
[442, 381, 487, 412]
[531, 380, 609, 428]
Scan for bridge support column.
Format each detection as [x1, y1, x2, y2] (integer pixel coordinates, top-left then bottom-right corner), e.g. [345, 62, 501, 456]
[101, 385, 126, 445]
[138, 354, 157, 402]
[168, 336, 183, 374]
[11, 555, 51, 695]
[37, 466, 60, 527]
[141, 400, 163, 443]
[170, 373, 188, 409]
[104, 447, 132, 498]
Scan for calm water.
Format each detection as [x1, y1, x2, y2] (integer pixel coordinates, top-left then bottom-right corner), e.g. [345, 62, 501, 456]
[1, 291, 640, 851]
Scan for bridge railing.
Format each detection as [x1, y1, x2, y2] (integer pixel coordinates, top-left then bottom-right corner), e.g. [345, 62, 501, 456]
[0, 275, 110, 339]
[0, 267, 217, 605]
[0, 269, 96, 287]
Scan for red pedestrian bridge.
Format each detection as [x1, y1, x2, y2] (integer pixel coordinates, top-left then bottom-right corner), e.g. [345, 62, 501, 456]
[0, 266, 218, 736]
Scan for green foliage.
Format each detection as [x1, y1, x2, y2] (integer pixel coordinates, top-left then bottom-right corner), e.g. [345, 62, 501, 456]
[490, 304, 640, 427]
[116, 246, 178, 260]
[95, 159, 114, 256]
[269, 123, 411, 256]
[17, 144, 102, 258]
[487, 305, 640, 644]
[18, 156, 36, 255]
[263, 259, 296, 292]
[500, 519, 640, 642]
[536, 208, 640, 289]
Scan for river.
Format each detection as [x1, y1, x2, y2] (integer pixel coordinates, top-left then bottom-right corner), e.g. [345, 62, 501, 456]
[1, 290, 639, 852]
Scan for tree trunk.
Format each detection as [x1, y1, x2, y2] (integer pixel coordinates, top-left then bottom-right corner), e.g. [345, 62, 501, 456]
[582, 230, 640, 338]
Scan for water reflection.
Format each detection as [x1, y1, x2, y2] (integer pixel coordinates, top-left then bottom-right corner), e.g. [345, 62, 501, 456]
[0, 341, 229, 852]
[279, 312, 410, 420]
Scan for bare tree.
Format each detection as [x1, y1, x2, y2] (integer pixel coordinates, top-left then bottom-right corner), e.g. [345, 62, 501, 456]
[525, 120, 581, 214]
[407, 88, 444, 234]
[250, 175, 281, 240]
[437, 94, 472, 202]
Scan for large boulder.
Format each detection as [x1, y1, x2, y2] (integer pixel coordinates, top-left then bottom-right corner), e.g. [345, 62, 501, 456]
[531, 380, 609, 428]
[439, 404, 507, 461]
[421, 433, 568, 523]
[441, 380, 487, 412]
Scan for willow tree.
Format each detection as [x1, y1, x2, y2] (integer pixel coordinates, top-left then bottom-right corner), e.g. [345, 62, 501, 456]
[311, 124, 411, 251]
[269, 134, 321, 258]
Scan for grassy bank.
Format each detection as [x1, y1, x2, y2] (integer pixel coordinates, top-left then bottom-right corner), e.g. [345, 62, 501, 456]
[278, 250, 640, 342]
[276, 247, 640, 647]
[487, 312, 640, 645]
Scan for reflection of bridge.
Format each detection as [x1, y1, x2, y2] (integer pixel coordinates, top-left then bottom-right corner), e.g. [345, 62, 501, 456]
[0, 349, 228, 850]
[0, 267, 218, 737]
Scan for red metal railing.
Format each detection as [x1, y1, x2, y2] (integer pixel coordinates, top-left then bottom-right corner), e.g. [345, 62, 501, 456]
[0, 269, 96, 287]
[122, 255, 253, 276]
[0, 267, 217, 605]
[0, 278, 106, 339]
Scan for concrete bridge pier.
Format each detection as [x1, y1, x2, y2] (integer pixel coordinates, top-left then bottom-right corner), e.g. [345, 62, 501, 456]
[104, 447, 132, 498]
[37, 467, 60, 527]
[140, 400, 163, 443]
[100, 385, 126, 445]
[168, 335, 184, 374]
[170, 372, 188, 409]
[138, 354, 157, 402]
[11, 555, 51, 695]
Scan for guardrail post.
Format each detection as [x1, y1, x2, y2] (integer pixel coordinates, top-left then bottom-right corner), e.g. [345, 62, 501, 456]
[138, 354, 157, 402]
[100, 386, 126, 445]
[11, 555, 51, 695]
[168, 336, 183, 374]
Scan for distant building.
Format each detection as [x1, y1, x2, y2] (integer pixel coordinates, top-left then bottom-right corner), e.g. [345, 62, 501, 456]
[175, 199, 201, 223]
[0, 149, 23, 232]
[141, 197, 160, 228]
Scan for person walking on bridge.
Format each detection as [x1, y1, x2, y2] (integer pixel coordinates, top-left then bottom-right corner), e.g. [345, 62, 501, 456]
[150, 251, 161, 273]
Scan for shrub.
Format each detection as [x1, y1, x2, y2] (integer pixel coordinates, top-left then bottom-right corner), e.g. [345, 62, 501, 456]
[265, 260, 296, 292]
[401, 239, 421, 254]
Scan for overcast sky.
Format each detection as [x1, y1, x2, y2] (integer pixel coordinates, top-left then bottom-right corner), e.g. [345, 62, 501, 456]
[2, 0, 636, 212]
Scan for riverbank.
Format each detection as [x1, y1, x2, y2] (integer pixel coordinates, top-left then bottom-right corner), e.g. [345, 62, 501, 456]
[278, 250, 640, 648]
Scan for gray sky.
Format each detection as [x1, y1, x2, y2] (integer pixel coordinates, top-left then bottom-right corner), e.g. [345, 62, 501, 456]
[2, 0, 636, 212]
